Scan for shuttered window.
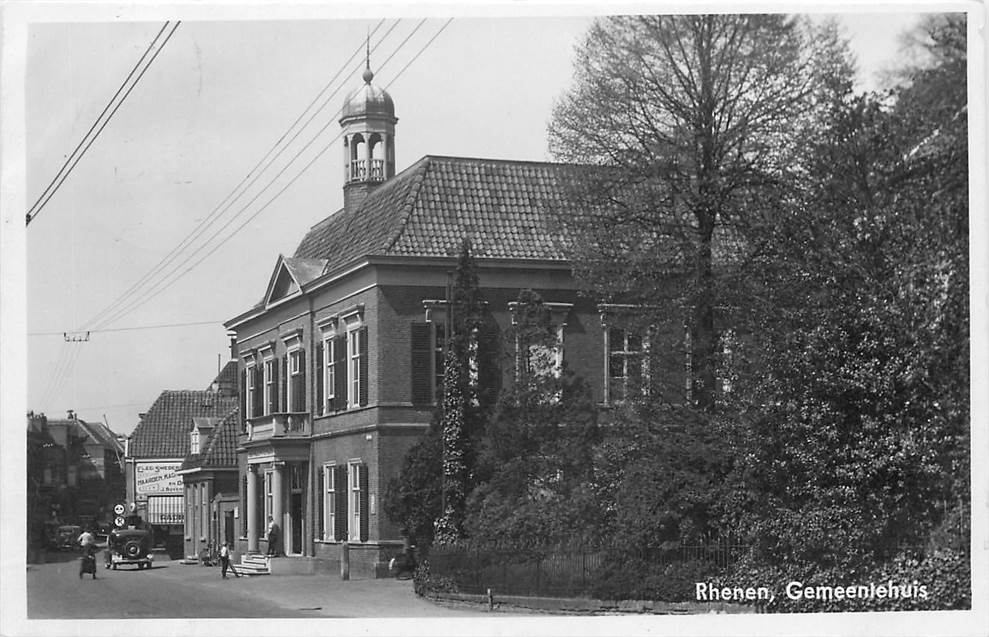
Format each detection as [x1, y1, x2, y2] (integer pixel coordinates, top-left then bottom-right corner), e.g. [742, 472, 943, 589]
[280, 356, 288, 413]
[290, 349, 306, 412]
[333, 335, 346, 412]
[348, 462, 369, 542]
[411, 322, 432, 405]
[333, 465, 348, 541]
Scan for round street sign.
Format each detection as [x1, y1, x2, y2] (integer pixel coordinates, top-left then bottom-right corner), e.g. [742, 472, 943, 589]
[113, 504, 125, 516]
[114, 516, 126, 528]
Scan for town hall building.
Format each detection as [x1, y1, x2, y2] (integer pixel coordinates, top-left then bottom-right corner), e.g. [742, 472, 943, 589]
[224, 63, 666, 577]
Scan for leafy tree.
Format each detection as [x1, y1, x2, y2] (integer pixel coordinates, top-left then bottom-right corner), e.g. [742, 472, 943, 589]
[722, 13, 969, 609]
[387, 240, 491, 546]
[548, 14, 853, 411]
[464, 290, 601, 546]
[383, 421, 442, 548]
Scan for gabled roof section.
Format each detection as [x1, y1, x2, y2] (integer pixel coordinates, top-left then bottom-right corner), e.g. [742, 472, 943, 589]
[129, 390, 238, 459]
[180, 407, 239, 472]
[262, 254, 328, 307]
[293, 156, 598, 271]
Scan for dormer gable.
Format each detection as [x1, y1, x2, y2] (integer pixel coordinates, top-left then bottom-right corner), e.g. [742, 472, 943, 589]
[262, 255, 328, 308]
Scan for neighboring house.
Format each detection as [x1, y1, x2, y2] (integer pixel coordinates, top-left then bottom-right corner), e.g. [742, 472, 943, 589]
[223, 65, 684, 577]
[177, 408, 240, 560]
[26, 410, 125, 554]
[125, 362, 238, 557]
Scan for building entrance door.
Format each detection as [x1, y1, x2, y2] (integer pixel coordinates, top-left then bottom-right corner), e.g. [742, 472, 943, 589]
[290, 493, 302, 554]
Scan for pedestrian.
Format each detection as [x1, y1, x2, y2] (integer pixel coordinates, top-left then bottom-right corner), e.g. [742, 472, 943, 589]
[219, 542, 232, 578]
[266, 517, 280, 557]
[77, 527, 95, 552]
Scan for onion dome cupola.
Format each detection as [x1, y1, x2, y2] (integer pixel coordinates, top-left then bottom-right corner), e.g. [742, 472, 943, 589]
[340, 59, 398, 211]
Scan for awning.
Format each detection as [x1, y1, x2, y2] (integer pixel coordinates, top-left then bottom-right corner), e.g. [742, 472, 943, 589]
[146, 496, 184, 525]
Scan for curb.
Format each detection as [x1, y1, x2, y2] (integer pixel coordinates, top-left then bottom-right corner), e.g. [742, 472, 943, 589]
[424, 591, 757, 615]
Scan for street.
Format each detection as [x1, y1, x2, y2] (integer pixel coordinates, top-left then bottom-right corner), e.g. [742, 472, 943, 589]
[26, 552, 492, 619]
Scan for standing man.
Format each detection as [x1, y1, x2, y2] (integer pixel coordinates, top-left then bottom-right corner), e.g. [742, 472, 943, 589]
[266, 517, 280, 557]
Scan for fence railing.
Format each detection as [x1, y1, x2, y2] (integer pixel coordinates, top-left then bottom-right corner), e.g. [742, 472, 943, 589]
[425, 540, 747, 598]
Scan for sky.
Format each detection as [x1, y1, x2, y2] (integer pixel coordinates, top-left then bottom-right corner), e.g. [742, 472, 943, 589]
[6, 4, 950, 437]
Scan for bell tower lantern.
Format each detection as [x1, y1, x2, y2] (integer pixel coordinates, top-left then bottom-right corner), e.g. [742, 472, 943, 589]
[339, 57, 397, 211]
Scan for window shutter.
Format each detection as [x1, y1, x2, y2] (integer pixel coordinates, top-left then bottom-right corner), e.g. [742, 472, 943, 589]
[411, 322, 432, 405]
[241, 476, 248, 536]
[316, 466, 324, 540]
[270, 359, 279, 414]
[358, 326, 369, 407]
[252, 367, 262, 417]
[240, 370, 247, 431]
[334, 335, 347, 411]
[359, 464, 369, 542]
[334, 465, 348, 541]
[298, 348, 307, 412]
[280, 356, 288, 413]
[316, 343, 324, 416]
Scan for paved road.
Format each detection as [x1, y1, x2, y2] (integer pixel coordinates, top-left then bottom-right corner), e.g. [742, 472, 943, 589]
[25, 553, 493, 619]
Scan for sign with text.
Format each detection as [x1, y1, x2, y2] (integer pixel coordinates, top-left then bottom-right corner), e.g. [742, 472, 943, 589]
[135, 461, 183, 495]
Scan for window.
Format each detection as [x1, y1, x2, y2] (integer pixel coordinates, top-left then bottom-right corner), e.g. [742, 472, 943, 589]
[200, 483, 208, 538]
[322, 464, 336, 541]
[345, 322, 367, 409]
[607, 327, 646, 404]
[288, 349, 304, 412]
[324, 337, 336, 413]
[246, 363, 258, 417]
[264, 471, 273, 524]
[348, 462, 362, 541]
[264, 358, 277, 415]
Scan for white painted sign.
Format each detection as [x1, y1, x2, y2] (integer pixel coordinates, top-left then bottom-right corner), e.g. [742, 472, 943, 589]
[134, 461, 184, 495]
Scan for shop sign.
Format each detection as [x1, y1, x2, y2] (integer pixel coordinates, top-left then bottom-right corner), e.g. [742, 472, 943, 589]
[135, 461, 183, 495]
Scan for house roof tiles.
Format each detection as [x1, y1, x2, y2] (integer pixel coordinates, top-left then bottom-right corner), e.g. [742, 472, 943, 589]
[293, 156, 595, 270]
[180, 407, 239, 471]
[129, 390, 238, 458]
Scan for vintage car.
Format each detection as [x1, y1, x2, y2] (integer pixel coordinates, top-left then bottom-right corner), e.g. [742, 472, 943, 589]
[105, 528, 153, 570]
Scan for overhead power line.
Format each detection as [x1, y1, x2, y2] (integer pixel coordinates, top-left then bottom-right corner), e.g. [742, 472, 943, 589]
[28, 319, 224, 337]
[85, 19, 446, 334]
[79, 19, 394, 333]
[87, 19, 443, 333]
[26, 21, 181, 227]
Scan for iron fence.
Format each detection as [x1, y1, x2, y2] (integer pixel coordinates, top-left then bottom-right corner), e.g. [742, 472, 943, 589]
[425, 540, 747, 598]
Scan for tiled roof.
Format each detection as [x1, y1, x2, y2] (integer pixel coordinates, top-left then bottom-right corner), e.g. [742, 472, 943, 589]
[294, 156, 596, 269]
[129, 391, 238, 458]
[201, 408, 240, 469]
[180, 407, 239, 471]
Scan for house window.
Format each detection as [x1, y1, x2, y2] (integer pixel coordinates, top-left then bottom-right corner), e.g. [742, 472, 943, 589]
[264, 358, 277, 415]
[200, 483, 208, 538]
[349, 462, 361, 541]
[324, 337, 336, 413]
[264, 471, 273, 524]
[607, 327, 646, 404]
[288, 349, 303, 412]
[323, 464, 336, 541]
[246, 362, 259, 418]
[348, 327, 363, 408]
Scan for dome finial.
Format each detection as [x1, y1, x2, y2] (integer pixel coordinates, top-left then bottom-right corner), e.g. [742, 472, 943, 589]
[363, 27, 374, 84]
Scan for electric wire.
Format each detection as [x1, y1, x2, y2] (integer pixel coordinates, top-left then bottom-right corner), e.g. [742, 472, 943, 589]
[28, 319, 225, 336]
[78, 19, 392, 332]
[88, 19, 435, 333]
[37, 19, 453, 408]
[26, 22, 180, 227]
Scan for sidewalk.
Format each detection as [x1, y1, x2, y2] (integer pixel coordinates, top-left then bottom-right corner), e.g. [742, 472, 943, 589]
[156, 559, 497, 617]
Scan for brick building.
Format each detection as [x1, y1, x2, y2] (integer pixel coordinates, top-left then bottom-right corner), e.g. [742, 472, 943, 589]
[125, 363, 238, 557]
[223, 65, 655, 577]
[177, 408, 241, 560]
